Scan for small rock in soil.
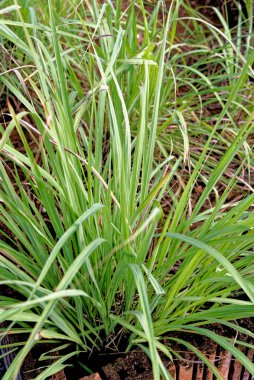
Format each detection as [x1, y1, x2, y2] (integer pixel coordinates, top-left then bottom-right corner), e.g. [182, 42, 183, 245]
[52, 369, 67, 380]
[79, 373, 102, 380]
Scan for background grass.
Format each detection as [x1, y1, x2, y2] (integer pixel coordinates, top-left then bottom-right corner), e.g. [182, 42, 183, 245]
[0, 0, 254, 379]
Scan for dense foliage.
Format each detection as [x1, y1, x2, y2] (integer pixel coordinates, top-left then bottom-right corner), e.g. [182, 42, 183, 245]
[0, 1, 254, 379]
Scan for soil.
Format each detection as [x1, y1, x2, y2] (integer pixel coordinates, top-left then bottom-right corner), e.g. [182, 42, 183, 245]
[0, 331, 64, 380]
[2, 318, 254, 379]
[61, 320, 254, 379]
[21, 344, 61, 380]
[188, 0, 248, 27]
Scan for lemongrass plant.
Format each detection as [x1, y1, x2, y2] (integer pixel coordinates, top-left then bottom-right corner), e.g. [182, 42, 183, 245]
[0, 0, 254, 379]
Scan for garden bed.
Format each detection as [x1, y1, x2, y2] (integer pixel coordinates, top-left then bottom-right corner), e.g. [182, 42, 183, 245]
[2, 345, 254, 380]
[2, 319, 254, 379]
